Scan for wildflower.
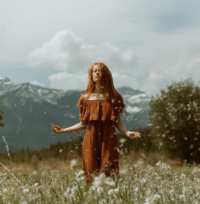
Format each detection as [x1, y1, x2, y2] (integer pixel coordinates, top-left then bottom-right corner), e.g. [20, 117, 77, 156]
[76, 170, 85, 177]
[114, 188, 119, 194]
[105, 180, 115, 187]
[70, 159, 77, 170]
[153, 194, 161, 201]
[136, 158, 144, 164]
[135, 187, 139, 192]
[179, 194, 185, 200]
[119, 168, 127, 174]
[33, 183, 39, 187]
[167, 165, 171, 170]
[99, 199, 107, 204]
[108, 189, 114, 196]
[32, 171, 37, 175]
[93, 176, 102, 188]
[23, 188, 29, 193]
[99, 172, 106, 180]
[97, 187, 103, 196]
[140, 178, 146, 184]
[180, 173, 185, 180]
[156, 160, 161, 166]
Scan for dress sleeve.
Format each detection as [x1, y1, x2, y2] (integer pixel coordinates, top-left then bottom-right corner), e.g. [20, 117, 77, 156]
[79, 97, 85, 120]
[114, 93, 125, 116]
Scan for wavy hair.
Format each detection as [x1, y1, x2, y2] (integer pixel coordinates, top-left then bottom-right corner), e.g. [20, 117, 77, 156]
[77, 62, 121, 109]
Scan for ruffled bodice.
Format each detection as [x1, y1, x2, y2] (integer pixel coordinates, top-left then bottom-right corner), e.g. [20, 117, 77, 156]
[79, 94, 125, 121]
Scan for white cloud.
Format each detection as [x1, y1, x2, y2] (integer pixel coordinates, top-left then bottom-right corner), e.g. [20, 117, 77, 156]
[48, 71, 88, 91]
[1, 0, 200, 96]
[48, 71, 137, 91]
[142, 52, 200, 95]
[28, 30, 138, 72]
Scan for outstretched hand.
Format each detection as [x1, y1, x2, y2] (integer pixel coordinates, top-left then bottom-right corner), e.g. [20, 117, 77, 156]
[51, 123, 63, 134]
[127, 131, 141, 139]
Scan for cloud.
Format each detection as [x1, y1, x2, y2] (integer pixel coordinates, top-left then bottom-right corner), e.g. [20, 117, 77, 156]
[28, 30, 138, 73]
[151, 1, 200, 33]
[48, 71, 88, 91]
[142, 52, 200, 95]
[48, 71, 137, 91]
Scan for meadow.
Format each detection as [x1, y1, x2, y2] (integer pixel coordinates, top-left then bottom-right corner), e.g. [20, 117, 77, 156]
[1, 155, 200, 204]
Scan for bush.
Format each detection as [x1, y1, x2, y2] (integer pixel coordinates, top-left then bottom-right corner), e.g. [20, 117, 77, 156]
[149, 78, 200, 164]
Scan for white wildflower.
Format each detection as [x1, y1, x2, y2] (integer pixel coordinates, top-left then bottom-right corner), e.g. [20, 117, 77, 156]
[93, 176, 102, 188]
[70, 159, 77, 170]
[106, 180, 115, 187]
[180, 173, 185, 180]
[23, 188, 29, 193]
[99, 199, 107, 204]
[140, 178, 146, 184]
[153, 194, 161, 201]
[179, 194, 185, 200]
[156, 160, 161, 166]
[108, 189, 114, 196]
[135, 187, 139, 192]
[114, 188, 119, 194]
[33, 183, 39, 187]
[119, 168, 127, 174]
[76, 170, 85, 177]
[137, 158, 144, 164]
[99, 172, 106, 180]
[97, 187, 103, 196]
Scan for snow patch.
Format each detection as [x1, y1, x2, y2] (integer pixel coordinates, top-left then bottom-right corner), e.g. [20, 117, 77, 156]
[3, 82, 12, 85]
[0, 76, 5, 80]
[126, 104, 142, 113]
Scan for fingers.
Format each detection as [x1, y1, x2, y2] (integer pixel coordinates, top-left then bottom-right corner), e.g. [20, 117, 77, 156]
[129, 132, 141, 139]
[51, 123, 60, 133]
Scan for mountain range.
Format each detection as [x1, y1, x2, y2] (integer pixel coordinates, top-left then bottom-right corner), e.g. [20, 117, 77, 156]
[0, 76, 151, 153]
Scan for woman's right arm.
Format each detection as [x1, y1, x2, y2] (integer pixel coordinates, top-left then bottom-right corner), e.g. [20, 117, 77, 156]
[51, 120, 88, 134]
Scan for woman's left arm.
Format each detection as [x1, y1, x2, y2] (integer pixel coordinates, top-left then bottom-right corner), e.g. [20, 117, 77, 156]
[115, 112, 141, 139]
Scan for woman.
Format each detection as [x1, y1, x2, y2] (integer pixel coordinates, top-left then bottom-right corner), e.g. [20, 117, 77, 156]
[51, 62, 141, 185]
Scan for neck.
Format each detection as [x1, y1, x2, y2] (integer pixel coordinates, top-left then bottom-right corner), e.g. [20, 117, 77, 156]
[94, 81, 104, 94]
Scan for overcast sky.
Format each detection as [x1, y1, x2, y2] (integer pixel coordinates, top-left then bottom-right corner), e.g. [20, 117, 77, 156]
[0, 0, 200, 96]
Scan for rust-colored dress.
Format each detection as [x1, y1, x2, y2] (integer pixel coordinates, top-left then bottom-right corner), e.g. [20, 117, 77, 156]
[79, 93, 125, 185]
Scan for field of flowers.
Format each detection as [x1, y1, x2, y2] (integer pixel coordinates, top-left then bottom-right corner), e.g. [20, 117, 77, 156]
[1, 161, 200, 204]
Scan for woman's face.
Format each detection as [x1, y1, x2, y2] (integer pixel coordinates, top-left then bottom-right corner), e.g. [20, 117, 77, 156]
[92, 65, 102, 83]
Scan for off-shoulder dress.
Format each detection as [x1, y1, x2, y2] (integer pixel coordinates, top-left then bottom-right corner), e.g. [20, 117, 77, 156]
[79, 93, 125, 185]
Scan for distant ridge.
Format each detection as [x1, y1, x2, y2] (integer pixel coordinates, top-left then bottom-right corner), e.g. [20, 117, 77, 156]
[0, 77, 150, 153]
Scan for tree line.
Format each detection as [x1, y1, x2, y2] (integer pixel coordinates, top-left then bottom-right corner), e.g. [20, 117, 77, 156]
[0, 127, 154, 164]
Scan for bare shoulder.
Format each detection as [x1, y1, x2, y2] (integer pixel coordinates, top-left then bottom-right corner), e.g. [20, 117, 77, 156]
[83, 94, 88, 100]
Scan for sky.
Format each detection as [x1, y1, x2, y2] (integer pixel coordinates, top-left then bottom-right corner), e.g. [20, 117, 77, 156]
[0, 0, 200, 96]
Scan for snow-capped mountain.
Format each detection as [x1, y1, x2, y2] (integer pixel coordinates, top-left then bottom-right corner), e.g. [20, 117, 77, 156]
[0, 77, 151, 153]
[0, 76, 14, 94]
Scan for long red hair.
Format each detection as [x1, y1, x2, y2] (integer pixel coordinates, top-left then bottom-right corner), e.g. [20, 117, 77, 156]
[76, 62, 121, 109]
